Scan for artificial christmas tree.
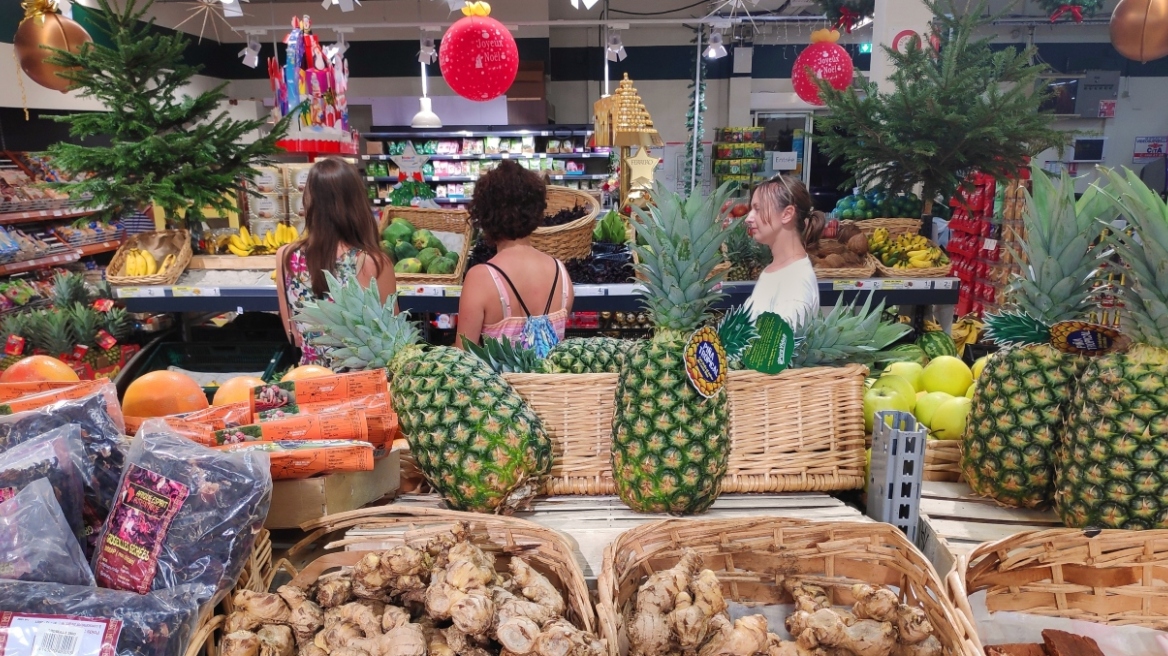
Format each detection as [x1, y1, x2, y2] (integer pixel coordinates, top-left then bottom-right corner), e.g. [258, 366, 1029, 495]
[815, 0, 1064, 217]
[41, 0, 291, 228]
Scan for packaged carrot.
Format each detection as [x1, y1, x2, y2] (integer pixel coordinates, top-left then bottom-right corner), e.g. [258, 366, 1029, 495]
[255, 392, 391, 421]
[0, 380, 84, 403]
[251, 370, 388, 416]
[177, 402, 252, 430]
[0, 379, 113, 415]
[213, 409, 370, 446]
[215, 440, 375, 479]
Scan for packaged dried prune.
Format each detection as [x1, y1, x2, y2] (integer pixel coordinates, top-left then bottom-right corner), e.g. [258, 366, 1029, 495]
[0, 388, 126, 553]
[0, 424, 91, 541]
[0, 581, 204, 656]
[92, 420, 271, 612]
[0, 478, 93, 585]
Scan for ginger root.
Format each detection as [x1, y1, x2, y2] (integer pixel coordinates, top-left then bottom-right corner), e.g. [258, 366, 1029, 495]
[766, 634, 826, 656]
[450, 591, 496, 636]
[510, 558, 565, 619]
[316, 573, 353, 609]
[299, 644, 328, 656]
[235, 590, 293, 625]
[530, 619, 606, 656]
[380, 624, 427, 656]
[496, 616, 541, 655]
[798, 609, 896, 656]
[352, 553, 391, 600]
[443, 627, 493, 656]
[668, 569, 728, 651]
[223, 632, 261, 656]
[697, 615, 770, 656]
[494, 587, 559, 627]
[627, 550, 702, 656]
[382, 606, 411, 633]
[783, 580, 831, 614]
[334, 602, 383, 637]
[851, 584, 899, 623]
[278, 586, 325, 647]
[891, 635, 942, 656]
[258, 625, 296, 656]
[893, 606, 933, 645]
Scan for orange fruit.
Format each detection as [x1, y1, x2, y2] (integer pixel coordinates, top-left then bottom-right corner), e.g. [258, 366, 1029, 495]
[212, 375, 266, 407]
[123, 370, 208, 418]
[281, 365, 333, 382]
[0, 355, 80, 383]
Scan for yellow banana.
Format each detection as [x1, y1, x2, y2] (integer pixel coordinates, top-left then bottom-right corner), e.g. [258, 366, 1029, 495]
[907, 249, 930, 258]
[289, 226, 300, 241]
[123, 251, 136, 276]
[229, 235, 249, 251]
[279, 224, 290, 244]
[228, 244, 252, 257]
[130, 250, 144, 276]
[159, 253, 176, 274]
[240, 227, 253, 247]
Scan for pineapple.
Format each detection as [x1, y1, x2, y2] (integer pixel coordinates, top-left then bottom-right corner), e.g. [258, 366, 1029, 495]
[51, 272, 89, 308]
[789, 294, 911, 369]
[1055, 168, 1168, 529]
[32, 310, 76, 359]
[542, 338, 630, 374]
[103, 307, 133, 343]
[68, 303, 103, 368]
[960, 168, 1110, 509]
[717, 304, 759, 370]
[611, 183, 738, 515]
[295, 273, 552, 514]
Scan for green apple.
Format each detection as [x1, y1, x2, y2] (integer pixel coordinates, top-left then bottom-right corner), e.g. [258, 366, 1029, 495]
[915, 391, 954, 429]
[972, 355, 989, 380]
[864, 386, 914, 433]
[921, 356, 974, 397]
[885, 361, 925, 392]
[930, 396, 973, 440]
[966, 383, 976, 399]
[872, 375, 917, 412]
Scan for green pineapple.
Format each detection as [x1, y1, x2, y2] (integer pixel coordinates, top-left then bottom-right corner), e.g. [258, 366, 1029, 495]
[31, 310, 76, 358]
[960, 168, 1109, 509]
[68, 303, 104, 368]
[103, 307, 133, 343]
[611, 183, 738, 515]
[790, 294, 911, 369]
[296, 273, 552, 513]
[50, 272, 89, 309]
[541, 338, 631, 374]
[1055, 167, 1168, 529]
[465, 336, 542, 374]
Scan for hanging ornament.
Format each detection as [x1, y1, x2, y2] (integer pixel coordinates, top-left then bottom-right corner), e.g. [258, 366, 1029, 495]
[791, 28, 854, 106]
[813, 0, 875, 33]
[13, 0, 92, 93]
[1110, 0, 1168, 62]
[439, 1, 519, 102]
[1035, 0, 1105, 22]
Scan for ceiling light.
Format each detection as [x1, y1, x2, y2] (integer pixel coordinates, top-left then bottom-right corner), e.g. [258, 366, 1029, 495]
[412, 97, 442, 129]
[322, 0, 359, 13]
[570, 0, 600, 8]
[438, 0, 462, 9]
[418, 37, 437, 64]
[239, 35, 260, 68]
[606, 33, 626, 62]
[705, 32, 728, 59]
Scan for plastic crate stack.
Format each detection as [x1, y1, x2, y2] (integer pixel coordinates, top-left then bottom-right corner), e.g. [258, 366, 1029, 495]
[947, 170, 1030, 317]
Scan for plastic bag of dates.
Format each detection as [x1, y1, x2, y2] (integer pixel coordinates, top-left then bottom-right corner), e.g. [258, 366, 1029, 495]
[0, 478, 94, 586]
[0, 424, 92, 543]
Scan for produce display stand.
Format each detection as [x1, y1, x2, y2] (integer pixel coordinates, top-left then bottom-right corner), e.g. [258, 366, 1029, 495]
[916, 480, 1061, 579]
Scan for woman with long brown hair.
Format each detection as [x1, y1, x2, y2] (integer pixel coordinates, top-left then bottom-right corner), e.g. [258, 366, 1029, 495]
[276, 157, 396, 366]
[744, 174, 825, 328]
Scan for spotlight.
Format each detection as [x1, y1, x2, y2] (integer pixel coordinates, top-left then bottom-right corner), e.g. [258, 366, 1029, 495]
[606, 33, 627, 62]
[239, 35, 261, 68]
[418, 38, 437, 64]
[705, 32, 728, 59]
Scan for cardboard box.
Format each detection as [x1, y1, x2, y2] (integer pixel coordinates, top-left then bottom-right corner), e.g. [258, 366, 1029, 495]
[264, 451, 399, 529]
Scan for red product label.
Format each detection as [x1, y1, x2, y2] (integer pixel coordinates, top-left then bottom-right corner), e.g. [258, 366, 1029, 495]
[92, 298, 115, 312]
[71, 345, 89, 361]
[93, 464, 189, 594]
[4, 336, 24, 358]
[0, 488, 14, 503]
[95, 331, 117, 350]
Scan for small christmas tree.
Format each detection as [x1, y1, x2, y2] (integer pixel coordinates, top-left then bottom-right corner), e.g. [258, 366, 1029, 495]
[42, 0, 292, 226]
[815, 0, 1066, 215]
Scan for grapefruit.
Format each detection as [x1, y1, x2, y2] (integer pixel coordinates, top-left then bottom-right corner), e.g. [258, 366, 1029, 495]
[212, 375, 266, 407]
[281, 365, 333, 382]
[123, 370, 208, 417]
[0, 355, 80, 383]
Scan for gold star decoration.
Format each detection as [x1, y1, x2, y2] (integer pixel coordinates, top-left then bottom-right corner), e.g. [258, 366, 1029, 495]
[626, 146, 659, 190]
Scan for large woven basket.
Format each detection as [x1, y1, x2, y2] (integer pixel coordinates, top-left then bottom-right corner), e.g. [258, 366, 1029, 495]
[852, 218, 923, 237]
[107, 230, 192, 286]
[957, 529, 1168, 631]
[724, 365, 868, 493]
[532, 186, 601, 261]
[378, 206, 471, 285]
[924, 439, 964, 482]
[813, 254, 879, 279]
[290, 505, 596, 637]
[598, 518, 981, 656]
[504, 372, 619, 495]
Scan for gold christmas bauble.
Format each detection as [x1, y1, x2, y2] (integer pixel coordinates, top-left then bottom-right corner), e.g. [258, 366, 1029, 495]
[13, 3, 92, 93]
[1110, 0, 1168, 62]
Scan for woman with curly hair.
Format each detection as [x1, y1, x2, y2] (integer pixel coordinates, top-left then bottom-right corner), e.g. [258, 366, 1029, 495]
[456, 160, 574, 354]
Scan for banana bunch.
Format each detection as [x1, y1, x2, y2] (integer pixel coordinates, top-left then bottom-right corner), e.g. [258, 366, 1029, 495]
[950, 314, 984, 354]
[123, 249, 177, 277]
[869, 230, 951, 269]
[228, 224, 300, 257]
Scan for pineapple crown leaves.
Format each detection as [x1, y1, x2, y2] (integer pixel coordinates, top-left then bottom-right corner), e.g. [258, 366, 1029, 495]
[464, 336, 542, 374]
[294, 271, 422, 371]
[791, 293, 911, 368]
[68, 303, 101, 347]
[1007, 165, 1109, 326]
[982, 310, 1052, 347]
[629, 182, 741, 333]
[1094, 166, 1168, 348]
[717, 303, 760, 360]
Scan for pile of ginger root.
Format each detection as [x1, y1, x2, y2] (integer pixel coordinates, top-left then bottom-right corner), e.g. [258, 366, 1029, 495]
[221, 523, 605, 656]
[625, 549, 942, 656]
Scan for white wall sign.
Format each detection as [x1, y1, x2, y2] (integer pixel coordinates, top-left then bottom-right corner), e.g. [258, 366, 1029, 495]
[772, 151, 799, 171]
[1134, 136, 1167, 163]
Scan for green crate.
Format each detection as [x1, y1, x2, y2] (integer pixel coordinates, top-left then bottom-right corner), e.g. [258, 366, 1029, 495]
[133, 342, 298, 402]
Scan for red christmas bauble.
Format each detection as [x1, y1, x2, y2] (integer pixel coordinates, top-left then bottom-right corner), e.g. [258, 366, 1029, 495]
[791, 42, 854, 105]
[439, 14, 519, 102]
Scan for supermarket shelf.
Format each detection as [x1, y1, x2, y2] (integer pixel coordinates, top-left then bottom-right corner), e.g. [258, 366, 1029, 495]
[0, 251, 80, 276]
[75, 240, 123, 257]
[0, 207, 102, 226]
[367, 174, 609, 183]
[366, 126, 594, 140]
[117, 279, 961, 314]
[364, 153, 606, 162]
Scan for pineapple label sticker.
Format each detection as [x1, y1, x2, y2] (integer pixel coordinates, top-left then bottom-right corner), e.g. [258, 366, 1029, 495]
[1050, 321, 1124, 356]
[685, 326, 728, 398]
[743, 312, 794, 375]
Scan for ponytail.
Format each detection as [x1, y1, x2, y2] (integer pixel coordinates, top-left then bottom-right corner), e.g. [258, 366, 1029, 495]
[801, 210, 826, 249]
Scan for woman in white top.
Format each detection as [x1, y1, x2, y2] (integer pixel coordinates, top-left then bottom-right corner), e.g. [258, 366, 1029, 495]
[744, 174, 825, 328]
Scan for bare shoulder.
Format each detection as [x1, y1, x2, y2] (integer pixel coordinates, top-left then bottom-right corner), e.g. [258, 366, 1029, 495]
[463, 263, 493, 289]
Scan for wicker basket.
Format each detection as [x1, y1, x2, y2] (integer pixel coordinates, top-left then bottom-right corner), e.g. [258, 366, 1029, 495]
[106, 230, 192, 286]
[378, 206, 471, 285]
[291, 505, 596, 637]
[924, 439, 964, 482]
[504, 372, 619, 496]
[184, 614, 224, 656]
[852, 218, 923, 237]
[532, 186, 601, 261]
[598, 518, 981, 656]
[813, 254, 879, 279]
[875, 259, 952, 278]
[219, 528, 273, 615]
[723, 365, 868, 493]
[956, 528, 1168, 634]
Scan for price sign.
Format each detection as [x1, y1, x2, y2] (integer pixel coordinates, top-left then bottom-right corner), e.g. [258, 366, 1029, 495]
[116, 287, 165, 298]
[173, 287, 220, 297]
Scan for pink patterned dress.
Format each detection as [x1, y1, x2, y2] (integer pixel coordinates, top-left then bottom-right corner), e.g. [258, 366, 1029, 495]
[283, 247, 362, 366]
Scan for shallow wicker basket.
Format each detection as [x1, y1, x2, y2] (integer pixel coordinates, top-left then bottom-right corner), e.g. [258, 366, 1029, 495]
[924, 439, 964, 482]
[532, 186, 601, 261]
[291, 506, 597, 637]
[598, 518, 981, 656]
[107, 229, 192, 286]
[957, 528, 1168, 635]
[813, 254, 879, 279]
[875, 259, 952, 278]
[852, 218, 923, 237]
[723, 365, 868, 493]
[504, 372, 619, 496]
[378, 206, 471, 285]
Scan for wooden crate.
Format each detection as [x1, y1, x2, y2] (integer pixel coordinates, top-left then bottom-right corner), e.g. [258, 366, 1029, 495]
[916, 480, 1061, 579]
[342, 493, 867, 583]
